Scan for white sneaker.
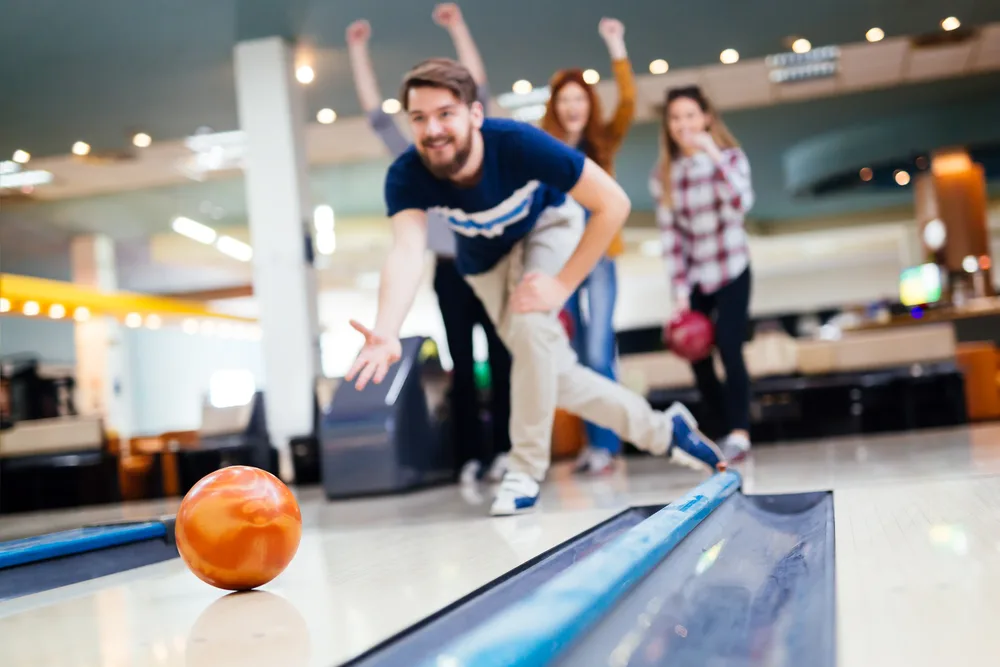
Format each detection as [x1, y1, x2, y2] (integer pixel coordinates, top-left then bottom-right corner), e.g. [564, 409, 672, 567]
[490, 471, 541, 516]
[459, 460, 481, 485]
[574, 447, 615, 475]
[486, 453, 509, 483]
[722, 433, 751, 462]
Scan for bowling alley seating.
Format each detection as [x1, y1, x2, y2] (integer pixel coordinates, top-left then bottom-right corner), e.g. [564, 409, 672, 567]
[0, 414, 120, 514]
[619, 322, 968, 444]
[116, 392, 280, 501]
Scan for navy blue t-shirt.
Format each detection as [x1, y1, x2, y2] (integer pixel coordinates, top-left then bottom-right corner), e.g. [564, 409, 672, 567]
[384, 118, 586, 275]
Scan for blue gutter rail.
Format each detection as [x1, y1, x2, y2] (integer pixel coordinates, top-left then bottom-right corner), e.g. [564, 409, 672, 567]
[420, 470, 742, 667]
[0, 522, 169, 570]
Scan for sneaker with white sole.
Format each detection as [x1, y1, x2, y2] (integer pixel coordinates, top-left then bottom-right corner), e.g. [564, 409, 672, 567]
[663, 402, 725, 473]
[574, 447, 615, 475]
[486, 453, 509, 483]
[722, 433, 751, 462]
[490, 471, 540, 516]
[459, 459, 482, 485]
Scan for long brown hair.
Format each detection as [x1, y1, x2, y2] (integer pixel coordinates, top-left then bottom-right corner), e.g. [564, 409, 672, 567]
[657, 85, 739, 208]
[540, 69, 611, 169]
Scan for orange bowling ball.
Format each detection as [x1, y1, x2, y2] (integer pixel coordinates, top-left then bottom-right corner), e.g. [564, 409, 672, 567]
[175, 466, 302, 591]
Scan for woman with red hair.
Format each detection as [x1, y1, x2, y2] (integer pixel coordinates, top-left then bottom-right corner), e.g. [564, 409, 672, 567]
[540, 17, 635, 475]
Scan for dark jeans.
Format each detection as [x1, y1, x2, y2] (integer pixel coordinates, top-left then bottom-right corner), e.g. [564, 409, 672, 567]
[689, 267, 752, 437]
[433, 257, 512, 467]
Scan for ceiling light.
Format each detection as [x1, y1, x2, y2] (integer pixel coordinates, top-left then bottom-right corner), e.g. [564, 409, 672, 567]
[316, 229, 336, 255]
[296, 65, 315, 84]
[791, 38, 811, 54]
[859, 167, 873, 182]
[12, 150, 30, 164]
[314, 204, 335, 231]
[23, 301, 40, 316]
[0, 298, 10, 313]
[72, 141, 91, 156]
[182, 318, 199, 335]
[216, 235, 253, 262]
[720, 49, 740, 65]
[48, 304, 66, 319]
[512, 79, 533, 95]
[125, 313, 143, 328]
[962, 255, 978, 273]
[171, 216, 217, 244]
[132, 132, 152, 148]
[73, 306, 90, 322]
[582, 69, 600, 84]
[866, 27, 885, 42]
[317, 108, 337, 124]
[381, 98, 401, 114]
[941, 17, 960, 32]
[894, 170, 911, 186]
[649, 59, 669, 75]
[146, 314, 162, 330]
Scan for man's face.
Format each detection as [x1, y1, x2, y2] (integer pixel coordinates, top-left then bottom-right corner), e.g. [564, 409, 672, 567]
[406, 86, 483, 179]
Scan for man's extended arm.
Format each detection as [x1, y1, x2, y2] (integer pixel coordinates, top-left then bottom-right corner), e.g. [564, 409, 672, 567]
[372, 209, 429, 338]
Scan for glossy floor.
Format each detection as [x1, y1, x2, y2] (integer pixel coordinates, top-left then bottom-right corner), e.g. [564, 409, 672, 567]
[2, 423, 1000, 667]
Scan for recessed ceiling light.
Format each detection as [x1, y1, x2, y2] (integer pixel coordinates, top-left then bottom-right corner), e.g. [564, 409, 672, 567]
[48, 304, 66, 319]
[132, 132, 152, 148]
[791, 38, 811, 54]
[12, 149, 30, 164]
[866, 27, 885, 42]
[649, 59, 669, 75]
[582, 69, 600, 84]
[146, 314, 162, 330]
[23, 301, 40, 316]
[73, 306, 90, 322]
[0, 298, 10, 313]
[72, 141, 91, 156]
[859, 167, 873, 182]
[720, 48, 740, 65]
[125, 313, 143, 328]
[317, 108, 337, 124]
[382, 98, 401, 114]
[296, 65, 315, 84]
[941, 17, 961, 32]
[894, 170, 911, 186]
[512, 79, 533, 95]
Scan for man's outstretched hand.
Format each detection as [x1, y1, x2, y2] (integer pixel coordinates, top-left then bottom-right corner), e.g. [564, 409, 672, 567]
[345, 320, 402, 391]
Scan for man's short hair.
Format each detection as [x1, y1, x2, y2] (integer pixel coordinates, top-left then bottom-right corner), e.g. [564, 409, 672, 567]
[400, 58, 478, 111]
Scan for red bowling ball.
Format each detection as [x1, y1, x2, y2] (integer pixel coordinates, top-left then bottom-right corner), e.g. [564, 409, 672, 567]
[664, 310, 715, 362]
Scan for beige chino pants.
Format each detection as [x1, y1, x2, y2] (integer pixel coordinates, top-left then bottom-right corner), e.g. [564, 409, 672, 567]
[464, 200, 674, 481]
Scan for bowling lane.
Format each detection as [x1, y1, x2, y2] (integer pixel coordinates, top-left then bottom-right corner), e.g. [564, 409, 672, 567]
[835, 474, 1000, 667]
[0, 498, 625, 667]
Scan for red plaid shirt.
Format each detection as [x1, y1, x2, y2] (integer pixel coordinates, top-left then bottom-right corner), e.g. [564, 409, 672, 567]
[649, 148, 754, 300]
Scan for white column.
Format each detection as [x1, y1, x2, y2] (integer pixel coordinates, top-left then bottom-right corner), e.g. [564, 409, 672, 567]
[71, 234, 134, 443]
[234, 36, 320, 482]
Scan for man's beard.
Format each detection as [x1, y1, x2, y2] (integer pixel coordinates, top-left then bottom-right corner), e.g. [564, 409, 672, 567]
[419, 129, 473, 179]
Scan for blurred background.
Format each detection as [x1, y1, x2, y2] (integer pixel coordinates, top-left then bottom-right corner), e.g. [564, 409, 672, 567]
[2, 0, 999, 512]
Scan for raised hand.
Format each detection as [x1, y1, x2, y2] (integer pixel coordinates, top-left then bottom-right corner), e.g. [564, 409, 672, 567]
[345, 320, 402, 391]
[598, 17, 625, 42]
[346, 19, 371, 46]
[433, 3, 464, 29]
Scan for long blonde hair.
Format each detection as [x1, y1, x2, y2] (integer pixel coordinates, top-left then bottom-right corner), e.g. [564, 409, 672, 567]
[657, 86, 740, 209]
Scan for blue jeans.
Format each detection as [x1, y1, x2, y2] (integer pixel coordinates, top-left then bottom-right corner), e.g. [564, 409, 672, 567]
[564, 256, 621, 455]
